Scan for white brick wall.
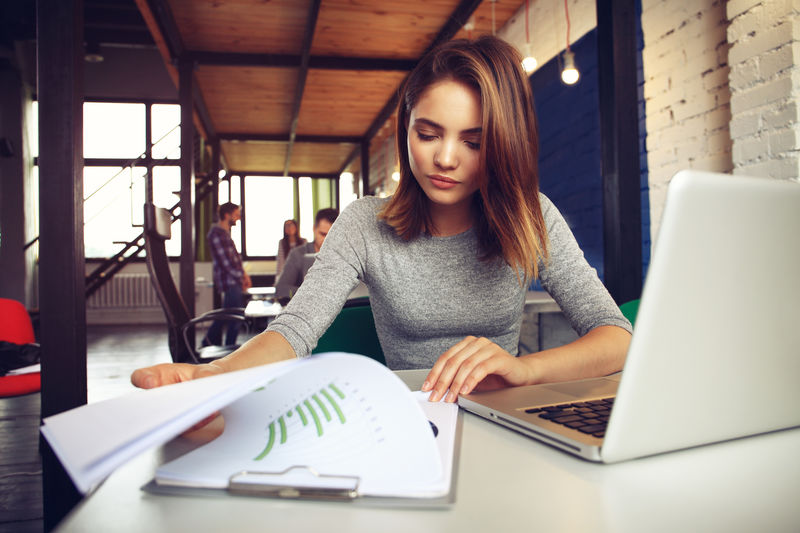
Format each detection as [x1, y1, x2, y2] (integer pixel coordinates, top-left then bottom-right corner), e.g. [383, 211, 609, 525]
[727, 0, 800, 180]
[641, 0, 733, 244]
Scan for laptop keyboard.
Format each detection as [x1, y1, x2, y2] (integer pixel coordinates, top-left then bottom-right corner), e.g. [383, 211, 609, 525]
[524, 398, 614, 438]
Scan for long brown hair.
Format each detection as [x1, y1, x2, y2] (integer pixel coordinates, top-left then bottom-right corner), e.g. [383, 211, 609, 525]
[280, 219, 305, 257]
[379, 35, 548, 282]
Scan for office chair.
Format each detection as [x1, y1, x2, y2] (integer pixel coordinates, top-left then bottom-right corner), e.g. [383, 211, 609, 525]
[0, 298, 40, 396]
[143, 203, 248, 364]
[0, 298, 36, 345]
[312, 297, 386, 365]
[619, 299, 641, 327]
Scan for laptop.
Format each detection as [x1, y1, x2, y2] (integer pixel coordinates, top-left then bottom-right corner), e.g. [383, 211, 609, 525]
[458, 170, 800, 463]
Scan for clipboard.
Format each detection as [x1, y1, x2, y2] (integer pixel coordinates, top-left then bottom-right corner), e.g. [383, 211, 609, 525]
[141, 409, 463, 508]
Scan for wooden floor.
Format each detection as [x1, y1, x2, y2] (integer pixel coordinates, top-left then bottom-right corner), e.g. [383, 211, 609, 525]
[0, 324, 250, 532]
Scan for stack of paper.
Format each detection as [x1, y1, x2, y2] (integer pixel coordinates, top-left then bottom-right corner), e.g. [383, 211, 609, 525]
[41, 353, 458, 500]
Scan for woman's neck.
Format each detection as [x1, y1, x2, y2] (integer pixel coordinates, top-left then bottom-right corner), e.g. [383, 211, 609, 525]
[427, 198, 474, 237]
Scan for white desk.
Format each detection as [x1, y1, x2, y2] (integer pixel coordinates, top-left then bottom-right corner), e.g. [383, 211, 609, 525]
[244, 299, 283, 318]
[246, 286, 276, 299]
[56, 370, 800, 533]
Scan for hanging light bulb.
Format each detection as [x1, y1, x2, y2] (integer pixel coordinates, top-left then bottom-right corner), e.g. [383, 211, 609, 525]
[521, 42, 538, 73]
[560, 0, 579, 84]
[520, 0, 537, 73]
[561, 50, 580, 85]
[463, 17, 475, 39]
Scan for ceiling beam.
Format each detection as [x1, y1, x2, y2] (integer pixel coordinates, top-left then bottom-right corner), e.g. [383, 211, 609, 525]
[139, 0, 216, 139]
[192, 80, 216, 139]
[185, 50, 417, 71]
[142, 0, 183, 59]
[337, 0, 484, 178]
[313, 55, 417, 71]
[231, 171, 340, 179]
[219, 133, 361, 144]
[283, 0, 322, 177]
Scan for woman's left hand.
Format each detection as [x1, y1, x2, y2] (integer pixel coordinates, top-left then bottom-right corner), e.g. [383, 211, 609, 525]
[421, 336, 535, 403]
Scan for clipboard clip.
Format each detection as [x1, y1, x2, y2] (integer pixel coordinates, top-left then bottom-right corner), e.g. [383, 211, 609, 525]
[227, 466, 360, 501]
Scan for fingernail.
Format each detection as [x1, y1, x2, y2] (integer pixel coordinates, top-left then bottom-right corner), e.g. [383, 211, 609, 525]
[143, 376, 155, 389]
[428, 391, 439, 402]
[421, 380, 431, 391]
[461, 384, 470, 394]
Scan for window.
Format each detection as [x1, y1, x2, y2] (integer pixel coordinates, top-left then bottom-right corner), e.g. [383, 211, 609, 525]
[84, 166, 146, 258]
[218, 177, 230, 204]
[152, 166, 182, 257]
[243, 176, 295, 257]
[151, 104, 180, 160]
[32, 99, 348, 260]
[299, 177, 313, 244]
[77, 101, 181, 258]
[228, 175, 242, 250]
[339, 172, 358, 211]
[84, 102, 146, 159]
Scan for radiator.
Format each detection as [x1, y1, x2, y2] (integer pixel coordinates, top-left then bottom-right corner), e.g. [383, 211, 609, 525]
[87, 273, 160, 309]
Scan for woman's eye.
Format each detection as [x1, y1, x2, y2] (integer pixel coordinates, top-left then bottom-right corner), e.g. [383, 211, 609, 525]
[465, 141, 481, 150]
[416, 132, 436, 141]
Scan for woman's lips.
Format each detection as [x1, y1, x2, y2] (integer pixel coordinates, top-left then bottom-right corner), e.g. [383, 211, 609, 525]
[429, 174, 459, 190]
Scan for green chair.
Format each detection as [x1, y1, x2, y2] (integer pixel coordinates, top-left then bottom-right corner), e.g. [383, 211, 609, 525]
[619, 299, 641, 326]
[312, 298, 386, 365]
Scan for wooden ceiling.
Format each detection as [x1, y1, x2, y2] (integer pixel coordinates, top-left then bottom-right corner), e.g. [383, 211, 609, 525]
[133, 0, 519, 181]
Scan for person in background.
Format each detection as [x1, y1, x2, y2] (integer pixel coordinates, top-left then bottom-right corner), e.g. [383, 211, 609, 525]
[133, 36, 631, 405]
[204, 202, 251, 346]
[274, 208, 339, 304]
[275, 219, 306, 278]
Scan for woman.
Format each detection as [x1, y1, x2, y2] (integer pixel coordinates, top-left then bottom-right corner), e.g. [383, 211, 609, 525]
[275, 219, 306, 278]
[133, 36, 632, 403]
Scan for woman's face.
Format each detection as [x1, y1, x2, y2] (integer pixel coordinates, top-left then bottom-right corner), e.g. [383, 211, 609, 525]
[284, 220, 297, 236]
[407, 79, 482, 212]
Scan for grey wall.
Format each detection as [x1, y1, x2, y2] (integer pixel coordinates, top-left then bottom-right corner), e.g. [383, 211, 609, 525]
[0, 54, 35, 305]
[83, 44, 176, 101]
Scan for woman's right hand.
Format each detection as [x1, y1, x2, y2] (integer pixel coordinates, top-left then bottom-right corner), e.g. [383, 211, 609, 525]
[130, 361, 225, 390]
[131, 362, 227, 432]
[130, 331, 297, 390]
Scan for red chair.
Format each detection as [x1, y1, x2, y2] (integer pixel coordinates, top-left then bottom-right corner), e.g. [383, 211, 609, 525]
[0, 298, 40, 396]
[0, 298, 35, 344]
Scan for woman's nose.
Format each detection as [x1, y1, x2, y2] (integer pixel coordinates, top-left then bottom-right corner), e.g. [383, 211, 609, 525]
[435, 140, 458, 169]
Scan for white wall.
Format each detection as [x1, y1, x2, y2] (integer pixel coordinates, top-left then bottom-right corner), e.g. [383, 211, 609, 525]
[640, 0, 732, 241]
[727, 0, 800, 178]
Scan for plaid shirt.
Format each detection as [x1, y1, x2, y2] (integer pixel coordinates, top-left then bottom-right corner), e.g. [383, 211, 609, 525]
[207, 225, 244, 290]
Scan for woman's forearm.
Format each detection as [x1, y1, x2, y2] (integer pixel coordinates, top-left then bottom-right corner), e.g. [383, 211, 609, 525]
[520, 325, 631, 385]
[209, 330, 297, 373]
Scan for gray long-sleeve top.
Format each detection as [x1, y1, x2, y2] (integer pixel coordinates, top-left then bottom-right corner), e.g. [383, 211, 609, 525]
[267, 195, 631, 370]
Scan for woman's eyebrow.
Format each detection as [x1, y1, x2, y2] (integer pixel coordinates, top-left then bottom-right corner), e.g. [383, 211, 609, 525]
[412, 117, 443, 130]
[413, 117, 482, 135]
